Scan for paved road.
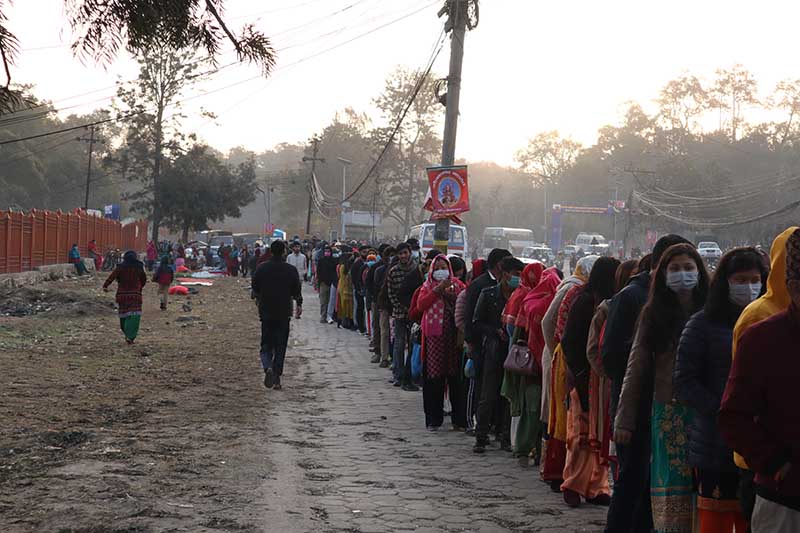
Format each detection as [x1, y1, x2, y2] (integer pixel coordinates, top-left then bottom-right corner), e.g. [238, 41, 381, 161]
[257, 286, 607, 532]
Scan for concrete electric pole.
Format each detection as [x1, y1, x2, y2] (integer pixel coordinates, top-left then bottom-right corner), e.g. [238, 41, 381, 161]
[76, 125, 105, 210]
[435, 0, 477, 253]
[337, 157, 352, 240]
[302, 136, 325, 237]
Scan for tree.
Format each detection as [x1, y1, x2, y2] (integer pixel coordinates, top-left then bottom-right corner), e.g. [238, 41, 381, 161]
[160, 145, 256, 242]
[0, 1, 276, 113]
[657, 75, 707, 135]
[372, 67, 442, 233]
[709, 64, 759, 142]
[768, 79, 800, 147]
[515, 130, 582, 187]
[112, 41, 206, 240]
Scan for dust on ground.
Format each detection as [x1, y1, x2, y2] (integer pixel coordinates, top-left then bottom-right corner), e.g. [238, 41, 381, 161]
[0, 274, 298, 532]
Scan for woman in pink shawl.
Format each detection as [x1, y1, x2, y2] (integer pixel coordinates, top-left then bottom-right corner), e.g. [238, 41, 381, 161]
[501, 268, 563, 459]
[416, 255, 467, 431]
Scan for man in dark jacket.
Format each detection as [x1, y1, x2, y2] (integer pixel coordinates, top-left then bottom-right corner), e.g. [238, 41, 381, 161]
[602, 234, 690, 533]
[387, 243, 418, 389]
[472, 256, 524, 453]
[463, 248, 511, 433]
[316, 245, 338, 324]
[719, 229, 800, 532]
[252, 240, 303, 391]
[373, 246, 396, 367]
[351, 245, 370, 334]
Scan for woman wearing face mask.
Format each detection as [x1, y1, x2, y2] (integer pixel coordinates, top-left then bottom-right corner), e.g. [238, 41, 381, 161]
[615, 243, 710, 533]
[416, 255, 467, 430]
[673, 248, 766, 533]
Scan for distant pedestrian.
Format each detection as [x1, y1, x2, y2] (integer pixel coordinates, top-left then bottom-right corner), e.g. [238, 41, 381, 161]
[153, 256, 175, 311]
[288, 241, 308, 281]
[316, 245, 338, 323]
[103, 250, 147, 345]
[252, 240, 303, 391]
[68, 244, 88, 276]
[146, 240, 157, 271]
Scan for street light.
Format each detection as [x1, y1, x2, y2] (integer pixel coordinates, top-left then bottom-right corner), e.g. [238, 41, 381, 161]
[337, 157, 352, 240]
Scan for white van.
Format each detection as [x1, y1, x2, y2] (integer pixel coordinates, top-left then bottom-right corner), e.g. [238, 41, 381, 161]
[407, 223, 469, 260]
[575, 232, 609, 254]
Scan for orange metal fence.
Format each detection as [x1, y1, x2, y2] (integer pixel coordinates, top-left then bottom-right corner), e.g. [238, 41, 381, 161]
[0, 209, 148, 274]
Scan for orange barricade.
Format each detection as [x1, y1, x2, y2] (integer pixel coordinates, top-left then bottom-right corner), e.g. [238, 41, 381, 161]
[0, 209, 148, 274]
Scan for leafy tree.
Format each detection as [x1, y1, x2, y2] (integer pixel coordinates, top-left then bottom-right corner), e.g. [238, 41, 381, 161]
[111, 41, 206, 240]
[709, 64, 759, 142]
[515, 130, 582, 187]
[160, 145, 256, 242]
[657, 75, 708, 133]
[372, 67, 442, 233]
[0, 0, 276, 113]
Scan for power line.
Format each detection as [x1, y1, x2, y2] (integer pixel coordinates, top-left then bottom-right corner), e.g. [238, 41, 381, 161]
[343, 25, 446, 202]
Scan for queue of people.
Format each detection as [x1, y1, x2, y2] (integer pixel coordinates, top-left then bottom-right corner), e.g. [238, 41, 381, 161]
[314, 227, 800, 533]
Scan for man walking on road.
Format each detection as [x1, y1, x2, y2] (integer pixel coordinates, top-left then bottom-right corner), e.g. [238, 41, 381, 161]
[287, 240, 308, 281]
[316, 244, 338, 323]
[252, 240, 303, 391]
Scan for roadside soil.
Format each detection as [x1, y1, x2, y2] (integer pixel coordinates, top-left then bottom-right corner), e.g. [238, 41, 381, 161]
[0, 274, 288, 532]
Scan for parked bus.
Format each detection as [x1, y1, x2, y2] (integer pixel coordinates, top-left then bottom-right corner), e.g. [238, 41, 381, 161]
[407, 222, 469, 260]
[481, 227, 536, 256]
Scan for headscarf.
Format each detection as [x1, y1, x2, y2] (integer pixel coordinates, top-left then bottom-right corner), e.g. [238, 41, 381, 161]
[522, 268, 562, 358]
[471, 258, 486, 281]
[121, 250, 141, 267]
[502, 261, 544, 326]
[419, 255, 464, 337]
[573, 254, 600, 282]
[787, 228, 800, 282]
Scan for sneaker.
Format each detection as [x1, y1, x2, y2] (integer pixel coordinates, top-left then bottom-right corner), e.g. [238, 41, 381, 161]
[370, 354, 381, 364]
[379, 360, 390, 368]
[393, 380, 402, 387]
[320, 317, 326, 323]
[465, 428, 476, 437]
[327, 318, 334, 324]
[273, 377, 282, 391]
[426, 426, 439, 432]
[563, 489, 581, 508]
[401, 383, 419, 392]
[586, 494, 611, 506]
[263, 368, 275, 389]
[473, 440, 488, 454]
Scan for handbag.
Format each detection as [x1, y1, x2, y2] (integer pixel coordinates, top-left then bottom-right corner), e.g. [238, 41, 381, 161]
[411, 343, 423, 380]
[503, 340, 541, 377]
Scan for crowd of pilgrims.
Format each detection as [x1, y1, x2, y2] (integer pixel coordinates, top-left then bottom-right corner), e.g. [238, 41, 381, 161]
[310, 227, 800, 533]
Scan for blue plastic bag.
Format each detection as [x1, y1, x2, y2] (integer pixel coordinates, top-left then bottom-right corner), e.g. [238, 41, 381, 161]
[411, 343, 422, 380]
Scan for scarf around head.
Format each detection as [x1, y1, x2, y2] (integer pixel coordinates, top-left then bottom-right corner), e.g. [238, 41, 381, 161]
[502, 261, 544, 326]
[522, 268, 562, 357]
[787, 228, 800, 282]
[420, 255, 463, 337]
[574, 255, 600, 282]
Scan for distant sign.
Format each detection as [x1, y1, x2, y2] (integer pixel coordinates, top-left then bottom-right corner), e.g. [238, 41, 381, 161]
[426, 165, 470, 217]
[103, 204, 120, 220]
[344, 210, 381, 227]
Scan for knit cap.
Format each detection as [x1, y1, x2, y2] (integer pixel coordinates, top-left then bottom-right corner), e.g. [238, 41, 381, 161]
[787, 228, 800, 282]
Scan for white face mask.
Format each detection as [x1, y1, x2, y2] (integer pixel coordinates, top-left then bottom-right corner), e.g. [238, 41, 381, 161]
[432, 269, 450, 282]
[666, 270, 699, 292]
[729, 282, 761, 307]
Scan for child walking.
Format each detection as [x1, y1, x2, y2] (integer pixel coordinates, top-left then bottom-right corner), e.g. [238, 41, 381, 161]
[153, 256, 174, 310]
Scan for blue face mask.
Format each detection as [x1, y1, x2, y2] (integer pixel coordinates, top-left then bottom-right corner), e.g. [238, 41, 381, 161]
[666, 270, 699, 292]
[508, 275, 521, 289]
[367, 260, 376, 267]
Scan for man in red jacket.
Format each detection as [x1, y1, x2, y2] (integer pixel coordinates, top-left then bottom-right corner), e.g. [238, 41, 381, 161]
[719, 228, 800, 532]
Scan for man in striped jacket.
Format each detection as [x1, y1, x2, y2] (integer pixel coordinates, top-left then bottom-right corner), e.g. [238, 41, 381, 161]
[387, 242, 417, 389]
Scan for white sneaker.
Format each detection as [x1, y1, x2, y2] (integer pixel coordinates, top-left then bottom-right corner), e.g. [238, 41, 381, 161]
[326, 318, 334, 324]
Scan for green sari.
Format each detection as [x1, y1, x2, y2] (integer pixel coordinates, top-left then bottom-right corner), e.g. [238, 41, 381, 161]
[651, 400, 695, 533]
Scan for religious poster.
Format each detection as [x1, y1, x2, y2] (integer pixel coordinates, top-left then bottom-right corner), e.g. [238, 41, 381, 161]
[426, 165, 470, 217]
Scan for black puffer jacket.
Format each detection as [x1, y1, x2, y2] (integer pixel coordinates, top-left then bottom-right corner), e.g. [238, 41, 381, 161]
[673, 310, 737, 472]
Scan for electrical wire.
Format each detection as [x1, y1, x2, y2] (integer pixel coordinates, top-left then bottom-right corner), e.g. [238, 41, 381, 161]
[343, 24, 445, 203]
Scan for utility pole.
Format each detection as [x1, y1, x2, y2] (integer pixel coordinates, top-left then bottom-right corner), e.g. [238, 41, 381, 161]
[337, 157, 352, 240]
[76, 125, 104, 210]
[302, 136, 325, 237]
[435, 0, 475, 253]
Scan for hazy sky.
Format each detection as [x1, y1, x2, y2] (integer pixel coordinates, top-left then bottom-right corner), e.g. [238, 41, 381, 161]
[7, 0, 800, 166]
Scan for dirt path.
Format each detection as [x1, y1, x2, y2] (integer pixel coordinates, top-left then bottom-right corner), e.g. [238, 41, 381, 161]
[0, 275, 294, 532]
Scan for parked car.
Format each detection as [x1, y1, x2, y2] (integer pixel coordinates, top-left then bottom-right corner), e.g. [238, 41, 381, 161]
[562, 245, 581, 257]
[697, 241, 723, 260]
